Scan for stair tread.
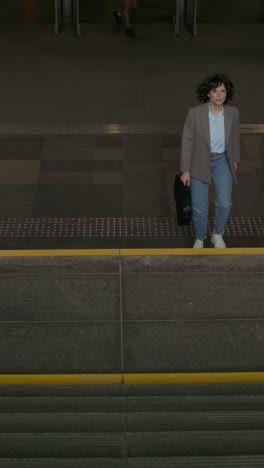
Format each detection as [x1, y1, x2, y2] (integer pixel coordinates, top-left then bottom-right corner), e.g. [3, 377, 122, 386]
[2, 456, 264, 468]
[1, 410, 264, 432]
[1, 386, 264, 459]
[1, 431, 264, 457]
[1, 394, 264, 412]
[1, 383, 264, 397]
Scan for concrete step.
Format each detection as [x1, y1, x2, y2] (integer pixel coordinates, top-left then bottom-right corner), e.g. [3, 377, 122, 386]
[125, 395, 264, 412]
[1, 410, 264, 432]
[126, 411, 264, 431]
[0, 385, 264, 461]
[2, 456, 264, 468]
[0, 396, 125, 413]
[1, 431, 264, 457]
[1, 394, 264, 413]
[1, 383, 264, 397]
[0, 412, 124, 432]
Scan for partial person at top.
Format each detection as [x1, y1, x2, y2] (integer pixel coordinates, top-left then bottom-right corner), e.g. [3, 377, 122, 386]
[180, 73, 240, 249]
[113, 0, 138, 37]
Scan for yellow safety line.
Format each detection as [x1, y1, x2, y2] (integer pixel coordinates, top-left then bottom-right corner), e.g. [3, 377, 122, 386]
[124, 372, 264, 385]
[0, 248, 263, 257]
[0, 249, 120, 257]
[1, 373, 264, 385]
[0, 374, 122, 385]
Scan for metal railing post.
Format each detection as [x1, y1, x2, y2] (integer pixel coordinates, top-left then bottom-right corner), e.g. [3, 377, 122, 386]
[72, 0, 80, 37]
[75, 0, 80, 37]
[185, 0, 198, 37]
[54, 0, 59, 35]
[173, 0, 180, 36]
[193, 0, 197, 36]
[55, 0, 80, 36]
[54, 0, 63, 35]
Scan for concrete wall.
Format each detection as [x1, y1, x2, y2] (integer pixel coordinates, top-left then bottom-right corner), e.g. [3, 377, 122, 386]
[0, 0, 54, 23]
[1, 0, 263, 23]
[197, 0, 264, 22]
[79, 0, 172, 23]
[81, 0, 264, 23]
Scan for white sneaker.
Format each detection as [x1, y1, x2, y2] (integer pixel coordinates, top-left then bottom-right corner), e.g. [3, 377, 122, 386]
[193, 239, 204, 249]
[211, 233, 226, 248]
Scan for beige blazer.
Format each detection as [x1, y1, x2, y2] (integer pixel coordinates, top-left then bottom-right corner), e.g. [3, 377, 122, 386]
[180, 103, 240, 184]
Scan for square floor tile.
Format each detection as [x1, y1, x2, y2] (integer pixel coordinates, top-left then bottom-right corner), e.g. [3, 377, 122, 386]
[0, 137, 43, 160]
[0, 161, 40, 185]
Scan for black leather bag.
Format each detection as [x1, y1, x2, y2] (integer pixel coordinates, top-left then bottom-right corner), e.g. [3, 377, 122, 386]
[174, 174, 192, 226]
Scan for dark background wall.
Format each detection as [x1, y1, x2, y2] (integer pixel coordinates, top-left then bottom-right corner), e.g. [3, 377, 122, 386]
[0, 0, 54, 23]
[197, 0, 264, 22]
[0, 0, 263, 23]
[81, 0, 264, 23]
[79, 0, 172, 23]
[80, 0, 264, 23]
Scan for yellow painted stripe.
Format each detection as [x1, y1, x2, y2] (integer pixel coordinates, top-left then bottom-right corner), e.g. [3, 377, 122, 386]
[124, 372, 264, 385]
[0, 374, 122, 385]
[0, 248, 263, 257]
[0, 249, 120, 257]
[1, 373, 264, 385]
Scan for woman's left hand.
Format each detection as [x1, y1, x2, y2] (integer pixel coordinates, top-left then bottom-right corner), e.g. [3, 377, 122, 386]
[234, 162, 238, 172]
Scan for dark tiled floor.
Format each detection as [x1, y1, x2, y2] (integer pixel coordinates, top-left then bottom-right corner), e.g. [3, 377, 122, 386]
[0, 22, 263, 247]
[0, 133, 263, 249]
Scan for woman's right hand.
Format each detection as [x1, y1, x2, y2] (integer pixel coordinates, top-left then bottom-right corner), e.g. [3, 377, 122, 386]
[180, 171, 191, 186]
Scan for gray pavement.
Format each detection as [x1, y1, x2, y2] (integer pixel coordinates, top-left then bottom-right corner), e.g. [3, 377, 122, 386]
[0, 254, 264, 374]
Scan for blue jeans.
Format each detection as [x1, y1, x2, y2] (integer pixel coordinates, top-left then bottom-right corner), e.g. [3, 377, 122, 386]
[190, 152, 233, 241]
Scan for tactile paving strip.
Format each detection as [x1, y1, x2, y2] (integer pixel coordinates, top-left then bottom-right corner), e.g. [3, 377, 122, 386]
[0, 217, 263, 239]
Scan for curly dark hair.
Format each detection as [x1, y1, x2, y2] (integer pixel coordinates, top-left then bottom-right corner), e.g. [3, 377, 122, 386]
[196, 73, 234, 104]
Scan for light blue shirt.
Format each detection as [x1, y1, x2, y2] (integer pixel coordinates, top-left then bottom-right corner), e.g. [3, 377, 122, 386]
[208, 105, 225, 153]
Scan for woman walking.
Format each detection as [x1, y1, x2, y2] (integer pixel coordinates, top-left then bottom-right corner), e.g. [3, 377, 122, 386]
[180, 73, 240, 248]
[113, 0, 138, 37]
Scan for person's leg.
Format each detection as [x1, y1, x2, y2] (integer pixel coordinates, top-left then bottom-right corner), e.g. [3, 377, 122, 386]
[122, 0, 130, 28]
[190, 177, 209, 242]
[123, 0, 137, 36]
[211, 153, 233, 235]
[113, 0, 136, 36]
